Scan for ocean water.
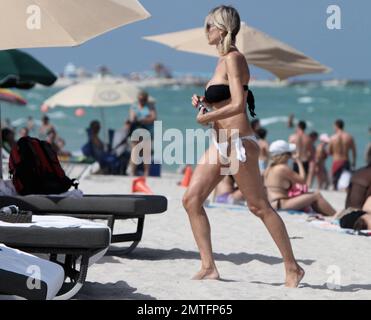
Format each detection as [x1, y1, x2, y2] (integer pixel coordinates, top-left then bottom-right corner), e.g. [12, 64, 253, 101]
[3, 83, 371, 172]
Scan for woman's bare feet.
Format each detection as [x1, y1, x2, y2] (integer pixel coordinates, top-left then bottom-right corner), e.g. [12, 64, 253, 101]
[285, 265, 305, 288]
[192, 267, 220, 280]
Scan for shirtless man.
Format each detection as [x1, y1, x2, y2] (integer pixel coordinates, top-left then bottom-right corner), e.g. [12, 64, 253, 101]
[314, 134, 330, 190]
[39, 115, 55, 140]
[306, 131, 318, 187]
[329, 119, 357, 190]
[289, 120, 313, 178]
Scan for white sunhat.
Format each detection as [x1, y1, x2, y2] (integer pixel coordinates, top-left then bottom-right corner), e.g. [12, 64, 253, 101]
[269, 140, 296, 156]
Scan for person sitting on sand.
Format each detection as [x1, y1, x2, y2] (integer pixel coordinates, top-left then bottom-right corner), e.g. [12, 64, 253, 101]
[213, 175, 245, 205]
[329, 139, 371, 231]
[55, 137, 72, 158]
[264, 140, 336, 216]
[345, 147, 371, 210]
[329, 119, 357, 190]
[82, 120, 121, 174]
[335, 202, 371, 231]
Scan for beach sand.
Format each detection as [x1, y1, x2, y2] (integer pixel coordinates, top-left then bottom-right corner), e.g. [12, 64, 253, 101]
[74, 173, 371, 300]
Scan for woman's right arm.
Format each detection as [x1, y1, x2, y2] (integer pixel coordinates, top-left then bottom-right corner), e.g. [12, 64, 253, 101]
[284, 160, 306, 185]
[191, 94, 211, 108]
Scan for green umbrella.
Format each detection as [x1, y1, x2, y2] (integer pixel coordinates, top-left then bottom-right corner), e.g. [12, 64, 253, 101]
[0, 49, 57, 88]
[0, 49, 57, 178]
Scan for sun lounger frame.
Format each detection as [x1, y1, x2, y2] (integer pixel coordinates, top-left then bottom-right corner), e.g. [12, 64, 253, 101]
[0, 213, 113, 300]
[0, 194, 167, 256]
[47, 212, 144, 255]
[9, 245, 103, 300]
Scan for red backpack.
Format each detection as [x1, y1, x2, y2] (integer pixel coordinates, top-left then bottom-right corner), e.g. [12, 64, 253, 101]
[9, 137, 78, 195]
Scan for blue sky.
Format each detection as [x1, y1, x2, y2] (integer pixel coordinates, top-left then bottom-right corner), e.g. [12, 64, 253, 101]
[24, 0, 371, 80]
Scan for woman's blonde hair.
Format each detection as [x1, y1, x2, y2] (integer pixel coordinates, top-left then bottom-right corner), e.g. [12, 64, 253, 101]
[205, 5, 241, 56]
[269, 153, 291, 167]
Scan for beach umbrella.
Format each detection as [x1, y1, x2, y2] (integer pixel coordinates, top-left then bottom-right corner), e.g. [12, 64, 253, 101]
[0, 0, 151, 178]
[0, 89, 27, 106]
[0, 49, 57, 88]
[0, 49, 57, 178]
[143, 22, 331, 80]
[0, 0, 151, 50]
[43, 79, 142, 141]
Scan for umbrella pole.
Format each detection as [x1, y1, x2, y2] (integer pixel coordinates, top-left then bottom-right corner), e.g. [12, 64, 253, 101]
[100, 108, 107, 145]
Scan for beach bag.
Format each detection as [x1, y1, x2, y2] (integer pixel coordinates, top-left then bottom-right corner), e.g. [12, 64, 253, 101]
[9, 137, 78, 195]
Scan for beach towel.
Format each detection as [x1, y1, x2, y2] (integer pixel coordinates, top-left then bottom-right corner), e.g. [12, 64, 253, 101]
[205, 202, 316, 215]
[204, 201, 247, 212]
[308, 219, 371, 237]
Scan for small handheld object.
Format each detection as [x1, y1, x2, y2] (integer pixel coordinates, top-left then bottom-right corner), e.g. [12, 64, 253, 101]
[1, 205, 19, 214]
[196, 97, 209, 114]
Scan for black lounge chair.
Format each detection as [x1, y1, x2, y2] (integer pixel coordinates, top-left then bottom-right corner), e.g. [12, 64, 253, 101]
[0, 244, 65, 300]
[0, 194, 168, 255]
[0, 215, 111, 300]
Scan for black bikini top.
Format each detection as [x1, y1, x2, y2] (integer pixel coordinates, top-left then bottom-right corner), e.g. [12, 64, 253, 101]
[204, 84, 256, 118]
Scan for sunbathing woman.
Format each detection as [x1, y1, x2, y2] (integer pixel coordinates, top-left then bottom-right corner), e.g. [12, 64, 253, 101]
[213, 175, 245, 204]
[183, 5, 304, 287]
[264, 140, 336, 216]
[336, 148, 371, 230]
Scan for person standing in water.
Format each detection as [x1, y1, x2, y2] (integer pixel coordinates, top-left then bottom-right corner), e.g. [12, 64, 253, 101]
[289, 120, 312, 179]
[314, 134, 331, 190]
[129, 90, 157, 176]
[183, 5, 304, 287]
[329, 119, 357, 190]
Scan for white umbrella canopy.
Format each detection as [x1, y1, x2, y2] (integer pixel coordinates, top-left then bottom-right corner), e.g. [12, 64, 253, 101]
[43, 79, 144, 142]
[43, 79, 141, 108]
[0, 0, 151, 50]
[143, 22, 331, 80]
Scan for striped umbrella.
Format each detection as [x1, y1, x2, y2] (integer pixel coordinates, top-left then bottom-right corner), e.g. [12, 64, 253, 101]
[0, 89, 27, 106]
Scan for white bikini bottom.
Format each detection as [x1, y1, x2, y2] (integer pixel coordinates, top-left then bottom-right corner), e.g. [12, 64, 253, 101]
[212, 134, 259, 162]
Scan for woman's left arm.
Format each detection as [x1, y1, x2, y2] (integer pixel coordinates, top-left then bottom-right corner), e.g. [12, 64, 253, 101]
[197, 54, 248, 124]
